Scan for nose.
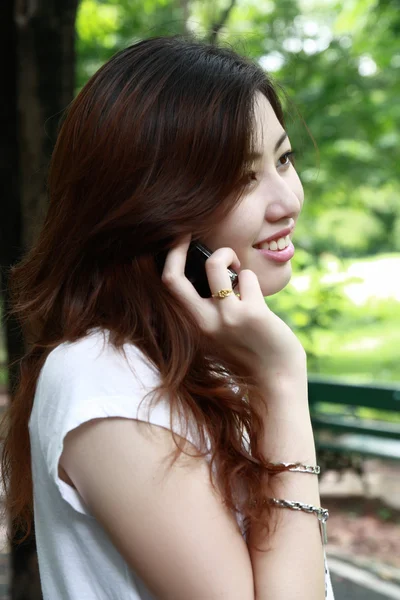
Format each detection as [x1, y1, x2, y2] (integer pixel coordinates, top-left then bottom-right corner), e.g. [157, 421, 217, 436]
[264, 174, 304, 223]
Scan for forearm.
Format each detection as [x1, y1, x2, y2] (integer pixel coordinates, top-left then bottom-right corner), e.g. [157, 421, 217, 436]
[248, 372, 325, 600]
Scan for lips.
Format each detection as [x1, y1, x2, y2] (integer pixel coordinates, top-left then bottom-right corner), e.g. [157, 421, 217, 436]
[255, 241, 295, 263]
[254, 222, 295, 248]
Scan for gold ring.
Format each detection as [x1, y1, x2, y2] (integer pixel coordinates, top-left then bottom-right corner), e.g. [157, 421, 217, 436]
[211, 289, 240, 299]
[211, 289, 234, 299]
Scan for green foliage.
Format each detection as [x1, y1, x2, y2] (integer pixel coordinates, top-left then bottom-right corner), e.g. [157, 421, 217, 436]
[76, 0, 186, 89]
[76, 0, 121, 85]
[266, 253, 359, 372]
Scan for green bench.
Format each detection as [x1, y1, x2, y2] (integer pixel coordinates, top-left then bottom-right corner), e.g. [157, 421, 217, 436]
[308, 376, 400, 470]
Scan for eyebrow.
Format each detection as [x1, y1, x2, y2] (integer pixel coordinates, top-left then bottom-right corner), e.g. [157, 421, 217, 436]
[247, 131, 288, 161]
[274, 131, 288, 152]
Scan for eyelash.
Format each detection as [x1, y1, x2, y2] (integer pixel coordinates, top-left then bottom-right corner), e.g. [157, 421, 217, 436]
[278, 150, 296, 167]
[245, 150, 296, 183]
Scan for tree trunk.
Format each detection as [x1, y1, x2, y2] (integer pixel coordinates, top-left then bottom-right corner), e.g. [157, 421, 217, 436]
[17, 0, 79, 251]
[0, 0, 23, 396]
[0, 1, 79, 597]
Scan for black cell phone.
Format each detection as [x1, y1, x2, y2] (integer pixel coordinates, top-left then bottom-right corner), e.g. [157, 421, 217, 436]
[184, 241, 239, 298]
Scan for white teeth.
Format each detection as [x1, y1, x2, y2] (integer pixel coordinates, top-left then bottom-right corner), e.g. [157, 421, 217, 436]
[257, 234, 290, 251]
[277, 237, 286, 250]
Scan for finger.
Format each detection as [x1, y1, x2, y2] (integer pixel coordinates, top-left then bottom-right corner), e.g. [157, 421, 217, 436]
[162, 235, 214, 322]
[236, 269, 265, 304]
[205, 248, 240, 301]
[162, 234, 192, 275]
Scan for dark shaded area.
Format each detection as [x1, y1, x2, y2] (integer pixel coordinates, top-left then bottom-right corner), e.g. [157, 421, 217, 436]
[331, 573, 393, 600]
[1, 1, 78, 598]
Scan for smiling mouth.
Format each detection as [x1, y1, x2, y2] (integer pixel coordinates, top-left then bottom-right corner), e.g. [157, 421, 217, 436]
[254, 234, 291, 251]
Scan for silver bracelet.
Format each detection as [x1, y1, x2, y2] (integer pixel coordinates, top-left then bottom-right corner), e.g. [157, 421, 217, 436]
[268, 462, 320, 475]
[267, 498, 329, 545]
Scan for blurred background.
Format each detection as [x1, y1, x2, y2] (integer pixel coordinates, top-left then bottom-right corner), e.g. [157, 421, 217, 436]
[1, 0, 400, 598]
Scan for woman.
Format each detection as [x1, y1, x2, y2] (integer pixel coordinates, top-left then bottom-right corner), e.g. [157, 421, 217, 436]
[2, 35, 334, 599]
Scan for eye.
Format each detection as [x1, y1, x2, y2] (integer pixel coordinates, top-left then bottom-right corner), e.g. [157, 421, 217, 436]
[278, 150, 295, 168]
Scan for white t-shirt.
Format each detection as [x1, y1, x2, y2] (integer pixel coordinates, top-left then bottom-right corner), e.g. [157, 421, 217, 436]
[29, 327, 334, 599]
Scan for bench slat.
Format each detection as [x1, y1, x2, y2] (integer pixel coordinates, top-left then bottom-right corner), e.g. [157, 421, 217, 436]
[311, 415, 400, 439]
[315, 434, 400, 460]
[308, 377, 400, 412]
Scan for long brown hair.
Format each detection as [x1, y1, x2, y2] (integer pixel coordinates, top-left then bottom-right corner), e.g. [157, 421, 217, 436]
[2, 34, 291, 545]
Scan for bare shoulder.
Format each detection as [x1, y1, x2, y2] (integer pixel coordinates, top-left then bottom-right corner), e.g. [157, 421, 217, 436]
[60, 417, 255, 600]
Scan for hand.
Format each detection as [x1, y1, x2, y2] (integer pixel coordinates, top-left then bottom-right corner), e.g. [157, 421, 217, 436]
[161, 235, 307, 382]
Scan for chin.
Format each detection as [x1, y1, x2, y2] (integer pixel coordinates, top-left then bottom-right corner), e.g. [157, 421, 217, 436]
[259, 266, 293, 297]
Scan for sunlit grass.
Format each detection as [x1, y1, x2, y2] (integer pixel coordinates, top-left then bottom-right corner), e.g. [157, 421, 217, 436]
[311, 320, 400, 384]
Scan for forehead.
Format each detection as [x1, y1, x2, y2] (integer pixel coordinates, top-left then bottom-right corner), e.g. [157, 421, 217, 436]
[252, 92, 285, 150]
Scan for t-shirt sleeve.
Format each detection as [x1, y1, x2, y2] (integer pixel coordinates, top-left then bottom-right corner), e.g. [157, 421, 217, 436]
[30, 331, 206, 516]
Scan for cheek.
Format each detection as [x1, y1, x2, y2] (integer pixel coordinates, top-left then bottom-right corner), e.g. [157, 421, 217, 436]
[202, 216, 242, 250]
[229, 206, 262, 246]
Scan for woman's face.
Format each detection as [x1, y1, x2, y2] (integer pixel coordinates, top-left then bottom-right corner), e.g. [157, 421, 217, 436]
[201, 91, 304, 297]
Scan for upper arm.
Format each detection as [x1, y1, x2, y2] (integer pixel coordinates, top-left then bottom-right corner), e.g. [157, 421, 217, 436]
[60, 417, 255, 600]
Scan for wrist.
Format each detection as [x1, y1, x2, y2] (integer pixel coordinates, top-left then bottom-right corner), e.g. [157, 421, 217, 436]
[254, 377, 315, 462]
[251, 355, 308, 390]
[261, 415, 316, 463]
[254, 368, 309, 412]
